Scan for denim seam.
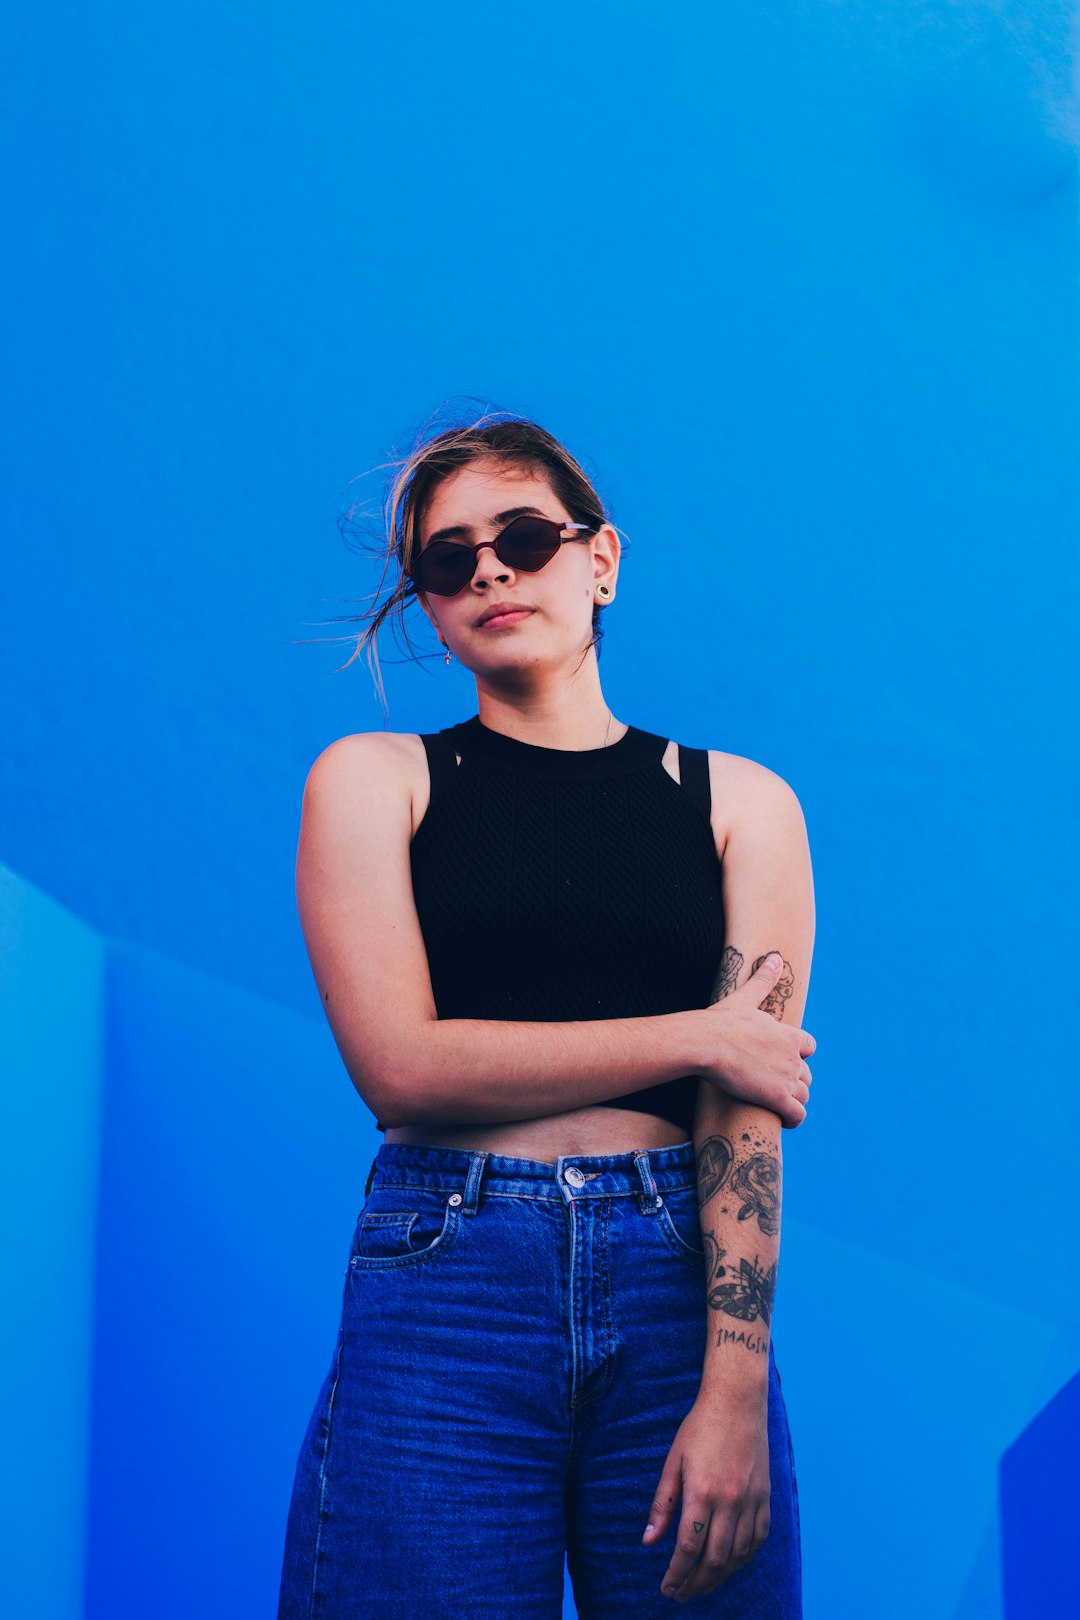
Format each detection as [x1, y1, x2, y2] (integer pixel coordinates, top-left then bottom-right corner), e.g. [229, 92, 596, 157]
[568, 1193, 583, 1412]
[306, 1262, 351, 1620]
[786, 1423, 802, 1557]
[593, 1197, 617, 1405]
[568, 1200, 621, 1411]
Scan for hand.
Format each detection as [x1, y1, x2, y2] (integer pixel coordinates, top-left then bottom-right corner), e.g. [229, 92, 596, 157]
[698, 956, 815, 1127]
[642, 1387, 771, 1602]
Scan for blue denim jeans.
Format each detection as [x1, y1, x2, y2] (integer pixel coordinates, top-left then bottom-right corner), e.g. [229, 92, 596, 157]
[277, 1139, 802, 1618]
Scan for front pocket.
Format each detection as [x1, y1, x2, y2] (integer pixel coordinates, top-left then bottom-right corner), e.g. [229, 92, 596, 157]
[654, 1187, 706, 1262]
[351, 1189, 461, 1269]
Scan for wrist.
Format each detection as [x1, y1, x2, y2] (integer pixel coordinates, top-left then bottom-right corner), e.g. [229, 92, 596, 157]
[698, 1350, 770, 1407]
[690, 1004, 732, 1085]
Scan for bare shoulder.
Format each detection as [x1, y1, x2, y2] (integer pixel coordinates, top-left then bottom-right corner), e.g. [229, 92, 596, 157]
[303, 729, 427, 790]
[301, 730, 431, 836]
[704, 748, 806, 857]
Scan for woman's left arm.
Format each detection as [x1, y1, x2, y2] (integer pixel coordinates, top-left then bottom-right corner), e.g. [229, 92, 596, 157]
[643, 755, 816, 1602]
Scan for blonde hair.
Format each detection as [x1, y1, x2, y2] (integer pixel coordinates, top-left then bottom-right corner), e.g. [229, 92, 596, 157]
[301, 402, 627, 715]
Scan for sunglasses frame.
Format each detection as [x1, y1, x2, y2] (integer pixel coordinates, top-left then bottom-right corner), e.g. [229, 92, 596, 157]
[407, 515, 597, 597]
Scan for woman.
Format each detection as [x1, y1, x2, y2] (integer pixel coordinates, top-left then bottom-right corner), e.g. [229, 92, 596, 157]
[277, 412, 816, 1618]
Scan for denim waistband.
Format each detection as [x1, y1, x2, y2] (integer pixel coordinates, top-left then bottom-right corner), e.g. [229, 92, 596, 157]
[364, 1137, 697, 1207]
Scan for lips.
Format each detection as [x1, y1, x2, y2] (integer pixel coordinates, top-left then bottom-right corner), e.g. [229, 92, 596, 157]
[477, 606, 535, 628]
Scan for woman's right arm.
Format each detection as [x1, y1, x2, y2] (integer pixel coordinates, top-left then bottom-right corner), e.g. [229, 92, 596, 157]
[295, 734, 813, 1131]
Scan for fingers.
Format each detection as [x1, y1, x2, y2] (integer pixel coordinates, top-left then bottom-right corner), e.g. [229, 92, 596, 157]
[664, 1502, 765, 1601]
[799, 1029, 816, 1057]
[661, 1499, 725, 1600]
[642, 1462, 682, 1549]
[729, 1506, 760, 1564]
[780, 1095, 807, 1129]
[717, 1506, 759, 1587]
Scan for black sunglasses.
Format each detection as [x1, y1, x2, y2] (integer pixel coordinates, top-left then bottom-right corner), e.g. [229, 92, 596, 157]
[407, 514, 596, 597]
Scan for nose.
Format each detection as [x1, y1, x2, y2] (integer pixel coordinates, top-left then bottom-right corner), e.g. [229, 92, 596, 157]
[469, 537, 513, 587]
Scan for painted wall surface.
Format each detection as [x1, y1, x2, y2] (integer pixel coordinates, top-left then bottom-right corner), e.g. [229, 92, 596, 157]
[2, 3, 1078, 1617]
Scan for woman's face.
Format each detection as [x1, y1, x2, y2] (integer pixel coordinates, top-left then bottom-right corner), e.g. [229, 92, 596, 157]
[414, 459, 619, 676]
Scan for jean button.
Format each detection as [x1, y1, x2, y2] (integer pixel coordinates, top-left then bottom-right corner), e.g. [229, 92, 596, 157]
[448, 1193, 462, 1206]
[564, 1167, 586, 1188]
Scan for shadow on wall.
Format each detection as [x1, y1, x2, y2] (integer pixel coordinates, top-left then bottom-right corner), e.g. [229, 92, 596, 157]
[1000, 1371, 1080, 1620]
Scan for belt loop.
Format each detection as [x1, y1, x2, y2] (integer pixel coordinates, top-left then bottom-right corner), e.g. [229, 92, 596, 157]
[633, 1150, 659, 1215]
[363, 1154, 378, 1201]
[459, 1150, 489, 1215]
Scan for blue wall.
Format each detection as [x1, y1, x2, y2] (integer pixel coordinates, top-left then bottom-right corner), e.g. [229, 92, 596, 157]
[3, 2, 1078, 1616]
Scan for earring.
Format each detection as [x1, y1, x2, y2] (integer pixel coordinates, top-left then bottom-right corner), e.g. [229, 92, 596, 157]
[596, 583, 612, 600]
[443, 645, 451, 666]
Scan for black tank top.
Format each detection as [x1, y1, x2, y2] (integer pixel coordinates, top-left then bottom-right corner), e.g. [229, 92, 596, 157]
[374, 713, 725, 1136]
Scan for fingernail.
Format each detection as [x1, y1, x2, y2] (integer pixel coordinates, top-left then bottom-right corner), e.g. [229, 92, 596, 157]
[766, 952, 782, 969]
[643, 1523, 656, 1539]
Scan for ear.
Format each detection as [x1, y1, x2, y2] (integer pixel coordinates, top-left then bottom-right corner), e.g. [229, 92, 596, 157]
[590, 522, 621, 594]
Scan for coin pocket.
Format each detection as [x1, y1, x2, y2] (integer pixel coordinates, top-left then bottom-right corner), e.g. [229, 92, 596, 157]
[654, 1186, 706, 1261]
[351, 1189, 459, 1268]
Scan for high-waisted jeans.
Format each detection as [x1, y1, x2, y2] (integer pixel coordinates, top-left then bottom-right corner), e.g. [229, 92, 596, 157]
[276, 1139, 802, 1619]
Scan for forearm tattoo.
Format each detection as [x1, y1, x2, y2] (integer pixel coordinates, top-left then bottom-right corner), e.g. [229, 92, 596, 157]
[711, 944, 793, 1022]
[704, 1237, 778, 1329]
[731, 1153, 781, 1236]
[695, 1132, 782, 1236]
[697, 941, 790, 1355]
[695, 1133, 734, 1209]
[696, 1127, 783, 1353]
[711, 945, 744, 1002]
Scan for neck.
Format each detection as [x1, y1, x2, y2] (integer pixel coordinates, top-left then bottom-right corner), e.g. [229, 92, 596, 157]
[474, 686, 624, 751]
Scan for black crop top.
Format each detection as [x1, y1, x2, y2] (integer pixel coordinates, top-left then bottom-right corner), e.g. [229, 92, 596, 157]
[374, 713, 725, 1136]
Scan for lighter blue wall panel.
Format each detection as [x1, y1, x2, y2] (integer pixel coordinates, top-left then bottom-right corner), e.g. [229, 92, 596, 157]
[0, 866, 105, 1620]
[84, 937, 370, 1620]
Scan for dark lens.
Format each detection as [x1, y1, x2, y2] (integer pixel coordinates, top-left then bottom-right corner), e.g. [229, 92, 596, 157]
[497, 516, 562, 572]
[413, 542, 474, 596]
